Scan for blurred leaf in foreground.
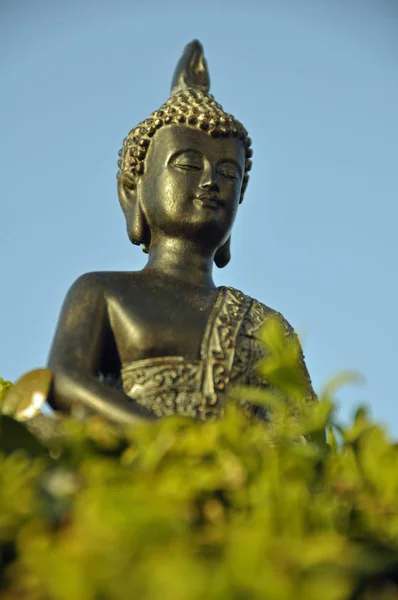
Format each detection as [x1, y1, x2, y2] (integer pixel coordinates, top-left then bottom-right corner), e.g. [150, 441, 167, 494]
[0, 358, 396, 600]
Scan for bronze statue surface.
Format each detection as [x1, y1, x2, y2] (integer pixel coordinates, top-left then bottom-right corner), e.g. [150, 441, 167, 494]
[10, 41, 315, 424]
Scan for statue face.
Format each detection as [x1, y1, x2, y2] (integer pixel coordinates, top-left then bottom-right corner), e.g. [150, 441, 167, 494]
[136, 125, 245, 250]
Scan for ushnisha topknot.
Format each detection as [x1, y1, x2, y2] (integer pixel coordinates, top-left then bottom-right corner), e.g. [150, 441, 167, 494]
[117, 40, 253, 203]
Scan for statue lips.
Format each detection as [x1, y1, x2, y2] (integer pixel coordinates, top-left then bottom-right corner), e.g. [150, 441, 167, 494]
[194, 194, 223, 209]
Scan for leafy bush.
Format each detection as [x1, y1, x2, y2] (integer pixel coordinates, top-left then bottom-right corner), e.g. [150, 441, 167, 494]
[0, 320, 397, 599]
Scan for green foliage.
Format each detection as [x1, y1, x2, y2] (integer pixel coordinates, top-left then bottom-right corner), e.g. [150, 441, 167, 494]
[0, 320, 397, 599]
[0, 377, 12, 406]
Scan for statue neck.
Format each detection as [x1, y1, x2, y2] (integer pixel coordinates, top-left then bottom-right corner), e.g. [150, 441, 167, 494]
[144, 237, 216, 289]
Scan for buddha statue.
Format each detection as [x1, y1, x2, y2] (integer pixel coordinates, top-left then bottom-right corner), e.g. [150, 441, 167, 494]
[4, 41, 315, 425]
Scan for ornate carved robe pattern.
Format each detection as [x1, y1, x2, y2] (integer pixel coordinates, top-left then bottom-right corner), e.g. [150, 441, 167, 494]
[117, 287, 314, 420]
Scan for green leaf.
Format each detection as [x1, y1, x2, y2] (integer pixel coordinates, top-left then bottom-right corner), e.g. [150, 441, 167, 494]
[0, 377, 13, 408]
[0, 415, 48, 457]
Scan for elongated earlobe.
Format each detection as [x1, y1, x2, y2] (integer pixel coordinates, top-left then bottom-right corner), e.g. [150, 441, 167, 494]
[215, 236, 231, 268]
[127, 200, 151, 249]
[128, 200, 146, 245]
[118, 172, 150, 249]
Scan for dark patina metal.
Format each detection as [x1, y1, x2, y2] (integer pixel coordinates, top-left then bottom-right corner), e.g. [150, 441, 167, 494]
[17, 41, 314, 424]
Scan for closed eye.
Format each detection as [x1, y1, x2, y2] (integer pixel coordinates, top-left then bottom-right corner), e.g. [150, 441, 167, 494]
[174, 163, 202, 171]
[218, 165, 240, 179]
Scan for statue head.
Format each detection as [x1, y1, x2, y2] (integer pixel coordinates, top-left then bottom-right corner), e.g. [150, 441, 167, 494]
[117, 40, 252, 268]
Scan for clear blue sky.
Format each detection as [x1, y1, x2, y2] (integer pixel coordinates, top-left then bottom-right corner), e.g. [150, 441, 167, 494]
[1, 0, 397, 435]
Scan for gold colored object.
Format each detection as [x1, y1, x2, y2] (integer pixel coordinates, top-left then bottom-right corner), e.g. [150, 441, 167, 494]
[2, 369, 53, 421]
[44, 40, 316, 425]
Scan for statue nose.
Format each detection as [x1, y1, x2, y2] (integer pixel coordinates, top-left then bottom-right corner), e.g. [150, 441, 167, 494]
[201, 180, 220, 192]
[200, 168, 220, 192]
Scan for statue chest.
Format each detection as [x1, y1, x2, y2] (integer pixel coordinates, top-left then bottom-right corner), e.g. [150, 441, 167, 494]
[106, 288, 219, 363]
[110, 286, 258, 420]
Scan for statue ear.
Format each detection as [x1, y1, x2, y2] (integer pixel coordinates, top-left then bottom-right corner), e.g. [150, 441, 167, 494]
[117, 171, 150, 247]
[215, 236, 231, 268]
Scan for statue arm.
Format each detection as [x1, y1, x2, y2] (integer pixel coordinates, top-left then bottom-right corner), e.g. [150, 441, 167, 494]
[47, 273, 153, 424]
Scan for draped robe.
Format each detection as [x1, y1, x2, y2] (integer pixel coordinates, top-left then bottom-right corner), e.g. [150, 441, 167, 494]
[115, 287, 315, 420]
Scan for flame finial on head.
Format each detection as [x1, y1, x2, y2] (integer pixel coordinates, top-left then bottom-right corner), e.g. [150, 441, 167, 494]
[171, 39, 210, 96]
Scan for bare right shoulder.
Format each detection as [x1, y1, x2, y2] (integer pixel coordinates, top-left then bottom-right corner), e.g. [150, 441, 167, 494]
[67, 271, 111, 291]
[64, 270, 141, 297]
[59, 272, 106, 309]
[60, 271, 148, 318]
[49, 271, 139, 368]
